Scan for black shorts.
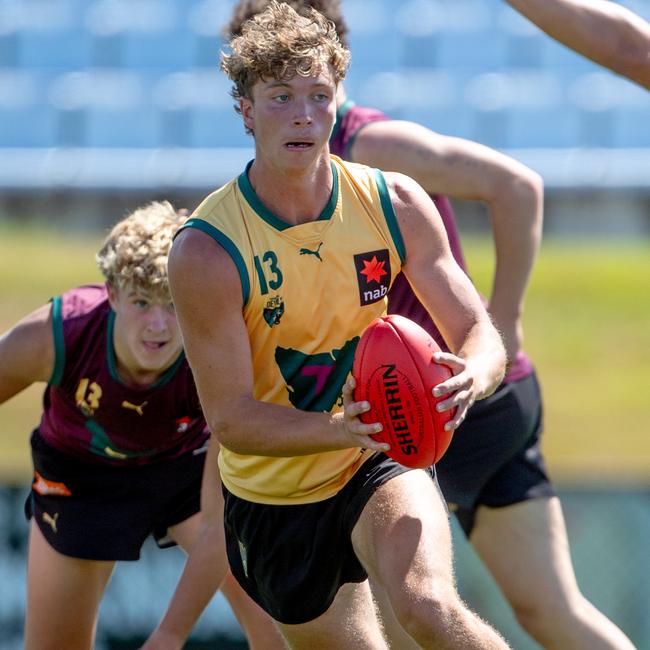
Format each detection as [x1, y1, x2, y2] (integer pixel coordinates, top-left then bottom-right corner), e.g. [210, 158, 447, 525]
[223, 453, 430, 625]
[25, 429, 206, 561]
[435, 372, 556, 535]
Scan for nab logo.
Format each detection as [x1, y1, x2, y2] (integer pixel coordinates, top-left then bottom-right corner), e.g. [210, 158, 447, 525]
[263, 295, 285, 327]
[354, 249, 391, 306]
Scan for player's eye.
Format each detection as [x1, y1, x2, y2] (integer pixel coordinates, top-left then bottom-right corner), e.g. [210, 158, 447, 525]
[274, 94, 289, 103]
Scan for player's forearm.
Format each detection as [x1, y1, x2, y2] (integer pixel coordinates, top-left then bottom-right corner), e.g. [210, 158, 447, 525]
[507, 0, 650, 89]
[487, 169, 543, 323]
[457, 319, 507, 399]
[207, 397, 352, 456]
[146, 523, 228, 649]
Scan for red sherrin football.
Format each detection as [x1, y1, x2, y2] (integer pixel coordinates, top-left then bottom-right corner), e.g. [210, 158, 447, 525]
[353, 314, 455, 468]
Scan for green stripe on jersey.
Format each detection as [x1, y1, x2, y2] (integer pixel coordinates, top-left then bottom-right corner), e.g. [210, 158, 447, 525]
[49, 296, 65, 386]
[178, 218, 251, 307]
[374, 169, 406, 263]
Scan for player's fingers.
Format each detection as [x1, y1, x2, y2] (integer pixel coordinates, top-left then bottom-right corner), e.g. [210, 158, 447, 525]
[360, 436, 390, 452]
[352, 429, 389, 451]
[345, 398, 373, 420]
[433, 351, 465, 371]
[444, 400, 471, 431]
[342, 376, 356, 405]
[432, 371, 472, 398]
[436, 386, 470, 413]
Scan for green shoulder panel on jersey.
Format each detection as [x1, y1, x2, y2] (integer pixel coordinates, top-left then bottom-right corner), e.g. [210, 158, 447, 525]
[176, 218, 251, 308]
[49, 295, 65, 386]
[374, 169, 406, 264]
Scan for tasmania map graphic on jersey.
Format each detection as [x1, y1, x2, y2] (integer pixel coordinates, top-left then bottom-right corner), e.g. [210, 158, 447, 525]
[275, 338, 359, 412]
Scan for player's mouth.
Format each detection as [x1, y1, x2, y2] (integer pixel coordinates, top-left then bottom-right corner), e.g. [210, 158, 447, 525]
[285, 140, 314, 150]
[142, 340, 168, 351]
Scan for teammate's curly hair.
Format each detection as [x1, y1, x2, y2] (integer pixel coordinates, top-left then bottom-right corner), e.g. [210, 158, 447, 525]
[221, 0, 350, 110]
[96, 201, 184, 301]
[224, 0, 349, 47]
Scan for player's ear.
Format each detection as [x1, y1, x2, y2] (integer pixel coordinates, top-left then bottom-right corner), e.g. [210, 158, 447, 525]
[240, 97, 254, 132]
[106, 282, 119, 310]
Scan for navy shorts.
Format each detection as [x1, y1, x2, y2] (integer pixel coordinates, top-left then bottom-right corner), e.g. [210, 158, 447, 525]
[25, 429, 207, 561]
[435, 372, 556, 535]
[223, 452, 430, 625]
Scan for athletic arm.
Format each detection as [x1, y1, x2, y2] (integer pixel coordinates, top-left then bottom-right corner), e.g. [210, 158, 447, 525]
[385, 172, 506, 428]
[0, 303, 54, 404]
[507, 0, 650, 90]
[142, 438, 227, 650]
[351, 121, 543, 363]
[168, 228, 387, 457]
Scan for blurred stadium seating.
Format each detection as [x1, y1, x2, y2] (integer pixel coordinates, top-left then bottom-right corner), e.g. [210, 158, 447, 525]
[1, 0, 649, 191]
[0, 2, 648, 648]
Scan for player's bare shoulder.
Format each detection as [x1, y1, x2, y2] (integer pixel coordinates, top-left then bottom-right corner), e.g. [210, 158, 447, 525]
[381, 170, 445, 243]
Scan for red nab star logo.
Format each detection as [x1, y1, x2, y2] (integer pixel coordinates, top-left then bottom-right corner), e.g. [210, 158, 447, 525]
[360, 256, 388, 284]
[354, 249, 392, 306]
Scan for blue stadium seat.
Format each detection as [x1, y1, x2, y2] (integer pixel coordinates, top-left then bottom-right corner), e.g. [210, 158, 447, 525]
[0, 70, 57, 147]
[188, 0, 236, 67]
[48, 69, 161, 147]
[507, 105, 581, 148]
[435, 29, 507, 71]
[352, 67, 459, 115]
[0, 105, 58, 148]
[566, 72, 645, 148]
[190, 106, 250, 148]
[464, 69, 573, 148]
[4, 0, 89, 69]
[18, 30, 91, 69]
[406, 104, 475, 142]
[84, 105, 162, 148]
[152, 69, 246, 148]
[85, 0, 195, 68]
[344, 0, 400, 70]
[497, 4, 546, 68]
[613, 106, 650, 148]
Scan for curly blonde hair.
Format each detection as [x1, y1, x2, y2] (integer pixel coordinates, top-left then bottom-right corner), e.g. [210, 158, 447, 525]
[96, 201, 184, 302]
[221, 0, 350, 108]
[224, 0, 349, 48]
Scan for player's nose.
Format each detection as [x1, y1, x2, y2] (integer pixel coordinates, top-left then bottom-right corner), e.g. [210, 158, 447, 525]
[292, 98, 313, 126]
[145, 305, 169, 332]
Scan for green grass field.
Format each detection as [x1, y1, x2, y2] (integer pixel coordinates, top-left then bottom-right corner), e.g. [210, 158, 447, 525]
[1, 227, 648, 484]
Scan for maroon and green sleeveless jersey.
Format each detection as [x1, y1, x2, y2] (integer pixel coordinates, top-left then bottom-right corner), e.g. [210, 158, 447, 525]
[38, 284, 208, 465]
[330, 100, 533, 382]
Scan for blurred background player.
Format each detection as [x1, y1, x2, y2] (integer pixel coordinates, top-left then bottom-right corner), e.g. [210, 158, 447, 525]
[222, 2, 637, 649]
[168, 2, 509, 648]
[506, 0, 650, 90]
[0, 201, 281, 650]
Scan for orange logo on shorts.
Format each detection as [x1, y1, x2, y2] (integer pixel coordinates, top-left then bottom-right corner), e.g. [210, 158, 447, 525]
[32, 471, 72, 497]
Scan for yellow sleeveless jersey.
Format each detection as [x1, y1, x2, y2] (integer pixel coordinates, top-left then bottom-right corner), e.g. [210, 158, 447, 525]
[181, 155, 405, 505]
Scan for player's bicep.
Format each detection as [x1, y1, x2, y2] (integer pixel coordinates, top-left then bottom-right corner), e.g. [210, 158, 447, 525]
[168, 229, 255, 429]
[386, 173, 488, 353]
[0, 303, 55, 403]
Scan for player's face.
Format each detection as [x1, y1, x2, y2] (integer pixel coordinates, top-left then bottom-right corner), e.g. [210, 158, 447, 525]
[241, 67, 337, 169]
[108, 284, 182, 384]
